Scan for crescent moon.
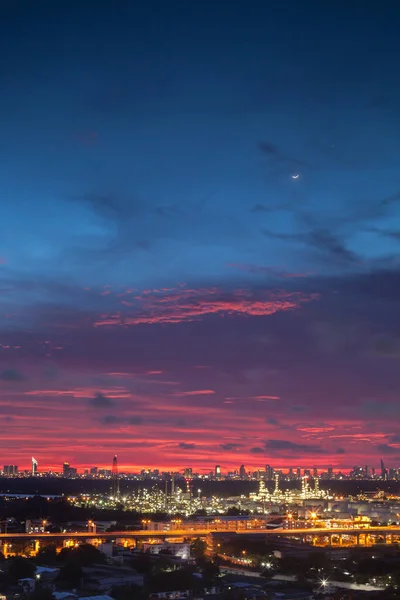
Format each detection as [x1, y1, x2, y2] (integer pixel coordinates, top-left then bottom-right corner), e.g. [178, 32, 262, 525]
[291, 174, 300, 179]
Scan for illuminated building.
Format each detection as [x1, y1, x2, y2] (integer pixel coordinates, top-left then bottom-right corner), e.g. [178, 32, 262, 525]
[3, 465, 18, 476]
[31, 457, 38, 476]
[381, 458, 388, 480]
[215, 465, 221, 479]
[265, 465, 273, 480]
[239, 464, 246, 479]
[63, 462, 70, 477]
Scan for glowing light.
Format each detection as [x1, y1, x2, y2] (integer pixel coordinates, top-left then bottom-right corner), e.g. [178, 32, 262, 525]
[291, 174, 300, 179]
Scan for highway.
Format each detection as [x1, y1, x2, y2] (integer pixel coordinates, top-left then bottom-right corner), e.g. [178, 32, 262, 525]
[0, 526, 399, 541]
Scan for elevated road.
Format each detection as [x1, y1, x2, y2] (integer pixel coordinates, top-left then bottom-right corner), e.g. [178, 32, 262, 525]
[0, 526, 399, 542]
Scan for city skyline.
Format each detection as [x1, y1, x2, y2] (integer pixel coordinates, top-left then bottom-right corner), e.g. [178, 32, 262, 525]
[0, 457, 397, 477]
[1, 1, 400, 470]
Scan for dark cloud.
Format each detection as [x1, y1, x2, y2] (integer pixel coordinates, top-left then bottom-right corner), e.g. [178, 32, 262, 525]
[258, 141, 307, 169]
[336, 447, 346, 454]
[220, 443, 243, 451]
[360, 399, 400, 418]
[154, 205, 183, 218]
[377, 444, 400, 455]
[373, 335, 400, 358]
[101, 415, 119, 425]
[265, 439, 323, 454]
[74, 193, 139, 222]
[381, 191, 400, 208]
[368, 226, 400, 243]
[90, 392, 115, 408]
[306, 229, 358, 263]
[100, 414, 143, 426]
[250, 203, 269, 213]
[178, 442, 197, 450]
[262, 227, 358, 265]
[249, 203, 293, 214]
[289, 405, 309, 414]
[250, 447, 264, 454]
[0, 368, 25, 382]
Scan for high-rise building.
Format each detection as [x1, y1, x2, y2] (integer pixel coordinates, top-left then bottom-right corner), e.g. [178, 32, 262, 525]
[184, 467, 192, 479]
[265, 465, 273, 480]
[381, 458, 388, 480]
[239, 464, 246, 479]
[63, 462, 70, 477]
[32, 457, 38, 476]
[313, 467, 318, 478]
[215, 465, 221, 479]
[3, 465, 18, 476]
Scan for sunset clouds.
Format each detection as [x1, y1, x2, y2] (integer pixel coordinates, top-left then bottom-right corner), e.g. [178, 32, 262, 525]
[93, 287, 318, 327]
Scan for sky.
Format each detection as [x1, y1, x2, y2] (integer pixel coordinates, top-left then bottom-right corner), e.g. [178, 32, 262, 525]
[1, 0, 400, 473]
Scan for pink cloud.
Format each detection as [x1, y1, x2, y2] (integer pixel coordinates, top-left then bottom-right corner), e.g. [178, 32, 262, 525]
[171, 389, 216, 397]
[93, 286, 319, 326]
[24, 386, 131, 399]
[225, 395, 280, 401]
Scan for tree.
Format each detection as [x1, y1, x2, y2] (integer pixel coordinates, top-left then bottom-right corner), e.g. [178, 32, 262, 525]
[111, 584, 146, 600]
[58, 543, 106, 567]
[190, 538, 207, 559]
[131, 553, 153, 576]
[57, 561, 83, 589]
[37, 545, 58, 565]
[31, 588, 55, 600]
[148, 567, 200, 593]
[7, 557, 36, 584]
[202, 561, 220, 584]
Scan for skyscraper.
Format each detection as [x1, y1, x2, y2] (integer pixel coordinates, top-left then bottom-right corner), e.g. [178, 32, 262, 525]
[381, 458, 388, 480]
[239, 464, 246, 479]
[215, 465, 221, 479]
[3, 465, 18, 476]
[31, 457, 38, 476]
[63, 462, 70, 477]
[265, 465, 273, 480]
